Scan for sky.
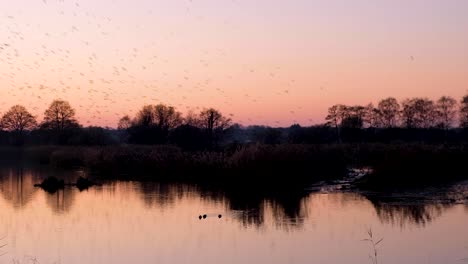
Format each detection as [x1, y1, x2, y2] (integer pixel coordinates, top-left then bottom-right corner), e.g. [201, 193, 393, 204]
[0, 0, 467, 127]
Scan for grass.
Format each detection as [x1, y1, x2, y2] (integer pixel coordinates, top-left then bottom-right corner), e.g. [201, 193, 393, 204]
[362, 228, 383, 264]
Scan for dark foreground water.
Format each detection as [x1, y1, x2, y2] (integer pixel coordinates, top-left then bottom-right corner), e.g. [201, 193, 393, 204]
[0, 165, 467, 264]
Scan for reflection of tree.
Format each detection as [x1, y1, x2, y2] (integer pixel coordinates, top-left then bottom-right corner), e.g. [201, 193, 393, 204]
[135, 181, 309, 229]
[198, 184, 309, 229]
[0, 165, 81, 213]
[269, 195, 308, 229]
[0, 166, 39, 208]
[44, 188, 76, 214]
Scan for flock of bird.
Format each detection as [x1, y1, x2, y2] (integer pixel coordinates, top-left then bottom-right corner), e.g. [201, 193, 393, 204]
[0, 0, 317, 127]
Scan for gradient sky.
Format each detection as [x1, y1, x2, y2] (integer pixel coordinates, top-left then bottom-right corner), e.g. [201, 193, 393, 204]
[1, 0, 467, 127]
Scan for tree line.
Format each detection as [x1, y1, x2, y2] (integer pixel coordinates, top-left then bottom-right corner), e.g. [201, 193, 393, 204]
[0, 99, 233, 148]
[117, 104, 231, 149]
[2, 95, 468, 147]
[326, 95, 468, 130]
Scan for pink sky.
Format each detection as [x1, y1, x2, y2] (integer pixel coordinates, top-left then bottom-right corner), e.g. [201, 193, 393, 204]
[0, 0, 467, 127]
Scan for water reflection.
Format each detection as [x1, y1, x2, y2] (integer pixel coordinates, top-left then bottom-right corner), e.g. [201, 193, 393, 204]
[45, 188, 76, 214]
[362, 183, 468, 228]
[0, 165, 467, 229]
[366, 196, 447, 228]
[0, 166, 467, 264]
[0, 166, 39, 208]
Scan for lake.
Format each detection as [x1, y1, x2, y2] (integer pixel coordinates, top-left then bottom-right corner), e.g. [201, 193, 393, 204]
[0, 165, 467, 264]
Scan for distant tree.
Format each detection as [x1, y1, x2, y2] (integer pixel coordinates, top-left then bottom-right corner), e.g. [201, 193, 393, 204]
[198, 108, 231, 146]
[184, 110, 200, 126]
[460, 95, 468, 128]
[376, 97, 400, 128]
[0, 105, 37, 133]
[435, 96, 457, 129]
[153, 104, 182, 130]
[363, 103, 379, 128]
[42, 100, 79, 130]
[117, 115, 132, 143]
[129, 104, 183, 144]
[134, 105, 155, 127]
[199, 108, 231, 132]
[74, 126, 114, 146]
[117, 115, 132, 130]
[325, 104, 346, 141]
[345, 105, 368, 128]
[133, 104, 182, 130]
[401, 98, 435, 128]
[341, 116, 364, 129]
[251, 126, 283, 144]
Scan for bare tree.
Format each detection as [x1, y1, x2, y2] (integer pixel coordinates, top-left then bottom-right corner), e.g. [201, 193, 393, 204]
[363, 103, 380, 128]
[134, 104, 182, 130]
[199, 108, 231, 132]
[1, 105, 37, 132]
[401, 98, 435, 128]
[184, 110, 200, 126]
[135, 105, 155, 127]
[153, 104, 182, 130]
[339, 105, 366, 129]
[435, 96, 457, 129]
[325, 104, 346, 140]
[377, 97, 400, 128]
[42, 100, 79, 130]
[118, 115, 133, 130]
[460, 95, 468, 128]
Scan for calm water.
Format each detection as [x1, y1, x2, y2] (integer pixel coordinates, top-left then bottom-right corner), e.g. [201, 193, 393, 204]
[0, 165, 467, 264]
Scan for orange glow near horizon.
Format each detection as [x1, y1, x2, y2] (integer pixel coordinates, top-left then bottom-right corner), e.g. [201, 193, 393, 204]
[1, 0, 467, 127]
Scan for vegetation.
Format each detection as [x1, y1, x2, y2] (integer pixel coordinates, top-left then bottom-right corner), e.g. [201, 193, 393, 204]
[13, 144, 346, 186]
[362, 229, 383, 264]
[0, 95, 467, 189]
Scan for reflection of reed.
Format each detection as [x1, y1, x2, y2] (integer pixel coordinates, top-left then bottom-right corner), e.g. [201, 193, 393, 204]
[364, 193, 451, 228]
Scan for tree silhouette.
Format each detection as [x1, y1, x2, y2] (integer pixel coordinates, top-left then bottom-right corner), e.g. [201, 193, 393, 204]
[133, 104, 182, 129]
[129, 104, 183, 144]
[153, 104, 183, 130]
[41, 100, 79, 130]
[401, 98, 435, 128]
[342, 105, 368, 128]
[117, 115, 132, 130]
[325, 104, 346, 141]
[0, 105, 37, 133]
[460, 95, 468, 128]
[199, 108, 231, 132]
[198, 108, 231, 147]
[135, 105, 155, 127]
[183, 110, 199, 126]
[376, 97, 400, 128]
[435, 96, 457, 130]
[341, 116, 363, 129]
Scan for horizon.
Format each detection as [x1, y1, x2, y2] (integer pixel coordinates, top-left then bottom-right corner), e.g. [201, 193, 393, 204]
[1, 0, 467, 128]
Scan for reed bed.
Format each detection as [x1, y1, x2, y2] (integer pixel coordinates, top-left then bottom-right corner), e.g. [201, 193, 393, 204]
[2, 143, 468, 189]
